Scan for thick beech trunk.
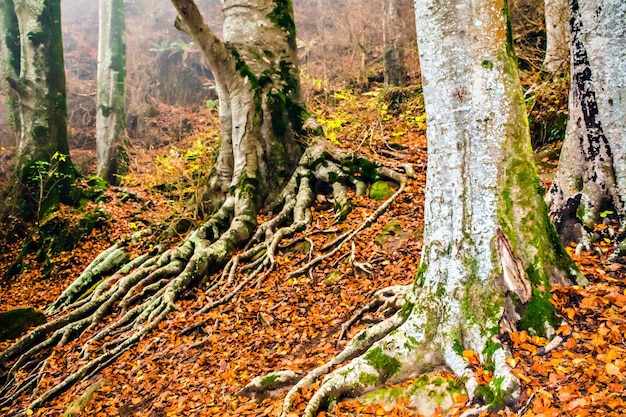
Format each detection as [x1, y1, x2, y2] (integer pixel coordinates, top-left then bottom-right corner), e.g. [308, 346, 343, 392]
[547, 0, 626, 244]
[172, 0, 305, 214]
[288, 0, 583, 415]
[96, 0, 127, 184]
[543, 0, 569, 74]
[10, 0, 74, 218]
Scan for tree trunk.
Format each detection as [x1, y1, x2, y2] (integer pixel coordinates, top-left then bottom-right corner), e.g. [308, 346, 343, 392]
[0, 0, 21, 135]
[543, 0, 569, 74]
[11, 0, 75, 219]
[383, 0, 414, 87]
[172, 0, 306, 215]
[96, 0, 127, 184]
[290, 0, 584, 415]
[546, 0, 626, 245]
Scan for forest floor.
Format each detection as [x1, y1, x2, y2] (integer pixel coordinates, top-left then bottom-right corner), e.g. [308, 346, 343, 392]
[1, 88, 626, 417]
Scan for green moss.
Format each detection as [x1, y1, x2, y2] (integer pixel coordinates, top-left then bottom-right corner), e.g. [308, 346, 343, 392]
[370, 181, 393, 201]
[362, 373, 464, 409]
[399, 301, 414, 319]
[482, 339, 501, 372]
[481, 60, 494, 70]
[435, 284, 446, 298]
[493, 25, 578, 336]
[268, 0, 297, 49]
[374, 220, 403, 246]
[261, 373, 279, 386]
[359, 372, 379, 386]
[458, 261, 503, 336]
[452, 335, 464, 357]
[340, 156, 380, 182]
[364, 347, 401, 378]
[415, 262, 427, 287]
[230, 48, 260, 89]
[0, 307, 46, 341]
[501, 0, 516, 59]
[519, 282, 556, 334]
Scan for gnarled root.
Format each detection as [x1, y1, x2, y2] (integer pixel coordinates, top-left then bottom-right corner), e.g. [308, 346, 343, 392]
[337, 284, 411, 345]
[281, 290, 521, 417]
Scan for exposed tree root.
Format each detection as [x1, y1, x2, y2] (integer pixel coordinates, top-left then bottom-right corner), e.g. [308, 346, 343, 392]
[0, 140, 408, 415]
[279, 284, 522, 417]
[235, 370, 301, 400]
[336, 284, 410, 346]
[279, 285, 411, 416]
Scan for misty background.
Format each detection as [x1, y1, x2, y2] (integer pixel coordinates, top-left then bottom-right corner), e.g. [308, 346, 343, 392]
[1, 0, 422, 151]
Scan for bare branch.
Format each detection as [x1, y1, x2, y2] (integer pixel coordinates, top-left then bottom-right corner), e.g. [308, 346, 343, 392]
[170, 0, 233, 79]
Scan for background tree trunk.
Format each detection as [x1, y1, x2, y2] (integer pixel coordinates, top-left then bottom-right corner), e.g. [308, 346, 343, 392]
[547, 0, 626, 244]
[11, 0, 74, 219]
[383, 0, 414, 87]
[96, 0, 127, 184]
[0, 0, 21, 135]
[294, 0, 583, 414]
[543, 0, 569, 74]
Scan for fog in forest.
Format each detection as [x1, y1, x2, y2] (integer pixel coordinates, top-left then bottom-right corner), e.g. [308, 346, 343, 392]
[1, 0, 414, 152]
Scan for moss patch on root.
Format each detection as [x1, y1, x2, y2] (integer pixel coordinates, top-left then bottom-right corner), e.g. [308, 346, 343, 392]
[370, 181, 394, 201]
[364, 347, 401, 378]
[0, 308, 46, 341]
[359, 373, 464, 415]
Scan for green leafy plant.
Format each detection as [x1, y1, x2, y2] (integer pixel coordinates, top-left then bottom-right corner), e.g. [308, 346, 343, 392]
[22, 152, 73, 221]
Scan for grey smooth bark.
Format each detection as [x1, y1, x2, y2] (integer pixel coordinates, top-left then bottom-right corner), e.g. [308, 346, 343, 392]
[0, 0, 21, 135]
[171, 0, 307, 214]
[96, 0, 127, 184]
[288, 0, 583, 415]
[543, 0, 569, 74]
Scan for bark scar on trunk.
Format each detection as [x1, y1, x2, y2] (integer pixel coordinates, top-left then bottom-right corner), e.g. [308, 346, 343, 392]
[496, 229, 531, 303]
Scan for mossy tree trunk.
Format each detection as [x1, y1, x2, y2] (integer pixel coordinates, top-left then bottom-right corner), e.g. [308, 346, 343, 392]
[546, 0, 626, 245]
[172, 0, 306, 215]
[96, 0, 127, 184]
[287, 0, 584, 415]
[543, 0, 569, 74]
[383, 0, 414, 87]
[10, 0, 75, 220]
[0, 0, 21, 135]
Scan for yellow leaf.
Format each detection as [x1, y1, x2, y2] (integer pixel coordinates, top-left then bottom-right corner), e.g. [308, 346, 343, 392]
[606, 349, 619, 362]
[606, 362, 621, 376]
[26, 410, 33, 416]
[376, 407, 386, 415]
[462, 350, 479, 365]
